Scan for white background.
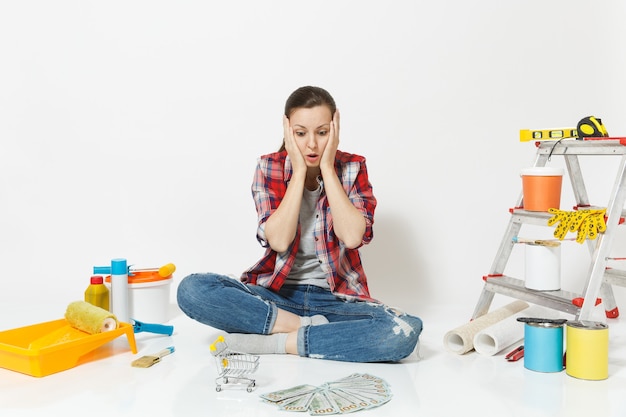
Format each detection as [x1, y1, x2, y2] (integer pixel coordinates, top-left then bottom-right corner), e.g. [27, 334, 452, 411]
[2, 0, 626, 324]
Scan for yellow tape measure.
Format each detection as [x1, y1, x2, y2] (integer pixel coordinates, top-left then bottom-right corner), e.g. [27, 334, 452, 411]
[520, 116, 608, 142]
[578, 116, 608, 137]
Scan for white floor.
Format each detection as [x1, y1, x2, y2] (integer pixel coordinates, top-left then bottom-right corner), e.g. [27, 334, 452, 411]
[2, 300, 626, 417]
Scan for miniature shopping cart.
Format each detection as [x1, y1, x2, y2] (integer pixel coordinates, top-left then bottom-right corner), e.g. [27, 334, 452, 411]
[209, 335, 259, 392]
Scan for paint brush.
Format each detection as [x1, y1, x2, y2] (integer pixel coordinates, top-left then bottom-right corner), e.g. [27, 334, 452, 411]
[511, 237, 561, 247]
[131, 346, 175, 368]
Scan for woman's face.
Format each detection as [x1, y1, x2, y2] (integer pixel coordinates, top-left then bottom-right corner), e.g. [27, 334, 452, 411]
[289, 105, 332, 168]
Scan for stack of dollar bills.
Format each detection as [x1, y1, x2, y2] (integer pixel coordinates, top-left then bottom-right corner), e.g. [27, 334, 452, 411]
[260, 373, 391, 414]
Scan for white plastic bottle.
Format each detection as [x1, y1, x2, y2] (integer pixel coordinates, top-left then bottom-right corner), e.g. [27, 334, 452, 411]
[110, 258, 130, 322]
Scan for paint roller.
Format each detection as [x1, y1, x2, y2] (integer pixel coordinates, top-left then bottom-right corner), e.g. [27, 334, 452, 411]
[132, 262, 176, 277]
[64, 300, 118, 333]
[28, 301, 118, 349]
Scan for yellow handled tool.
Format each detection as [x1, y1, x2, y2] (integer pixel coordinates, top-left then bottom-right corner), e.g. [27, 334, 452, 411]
[520, 128, 577, 142]
[577, 116, 608, 138]
[130, 263, 176, 277]
[520, 116, 608, 142]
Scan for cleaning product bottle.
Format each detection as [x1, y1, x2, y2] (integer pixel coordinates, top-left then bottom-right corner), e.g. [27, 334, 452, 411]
[110, 258, 130, 322]
[84, 275, 110, 311]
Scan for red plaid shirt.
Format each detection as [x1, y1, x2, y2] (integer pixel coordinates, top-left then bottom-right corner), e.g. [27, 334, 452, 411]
[241, 150, 377, 301]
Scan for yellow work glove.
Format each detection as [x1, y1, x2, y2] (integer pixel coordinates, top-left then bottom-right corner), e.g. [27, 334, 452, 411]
[576, 209, 606, 243]
[547, 208, 574, 240]
[547, 208, 606, 243]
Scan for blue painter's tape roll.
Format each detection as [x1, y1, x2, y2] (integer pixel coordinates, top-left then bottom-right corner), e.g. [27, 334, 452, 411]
[524, 322, 564, 373]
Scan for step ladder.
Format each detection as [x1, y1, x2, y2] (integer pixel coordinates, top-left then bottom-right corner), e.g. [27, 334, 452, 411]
[472, 138, 626, 322]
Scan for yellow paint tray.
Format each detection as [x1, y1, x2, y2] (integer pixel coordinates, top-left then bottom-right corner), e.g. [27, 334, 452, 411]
[0, 318, 137, 377]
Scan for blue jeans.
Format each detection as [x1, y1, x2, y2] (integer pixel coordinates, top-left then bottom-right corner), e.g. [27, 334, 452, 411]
[176, 272, 423, 363]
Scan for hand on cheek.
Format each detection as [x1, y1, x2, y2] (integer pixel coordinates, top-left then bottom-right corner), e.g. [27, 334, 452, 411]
[283, 115, 306, 174]
[321, 110, 340, 170]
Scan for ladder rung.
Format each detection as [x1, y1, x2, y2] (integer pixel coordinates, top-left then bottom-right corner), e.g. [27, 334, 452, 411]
[604, 268, 626, 286]
[509, 208, 626, 226]
[483, 275, 581, 315]
[536, 138, 626, 155]
[508, 209, 553, 226]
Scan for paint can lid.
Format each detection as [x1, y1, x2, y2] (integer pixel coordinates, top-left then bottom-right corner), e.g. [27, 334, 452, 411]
[517, 317, 567, 328]
[525, 321, 564, 329]
[520, 166, 564, 176]
[105, 271, 172, 284]
[567, 320, 608, 330]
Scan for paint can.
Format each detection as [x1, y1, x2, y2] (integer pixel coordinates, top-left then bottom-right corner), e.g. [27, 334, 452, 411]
[106, 271, 173, 323]
[524, 243, 561, 291]
[523, 321, 564, 373]
[520, 166, 564, 211]
[566, 321, 609, 380]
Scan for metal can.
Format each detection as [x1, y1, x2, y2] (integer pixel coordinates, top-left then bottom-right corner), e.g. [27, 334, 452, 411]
[566, 321, 609, 380]
[524, 321, 564, 373]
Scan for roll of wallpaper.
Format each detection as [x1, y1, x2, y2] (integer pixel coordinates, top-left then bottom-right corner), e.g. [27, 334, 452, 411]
[473, 305, 553, 356]
[444, 300, 529, 354]
[65, 300, 118, 334]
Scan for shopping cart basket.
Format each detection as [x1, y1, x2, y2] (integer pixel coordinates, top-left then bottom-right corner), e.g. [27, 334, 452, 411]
[209, 335, 260, 392]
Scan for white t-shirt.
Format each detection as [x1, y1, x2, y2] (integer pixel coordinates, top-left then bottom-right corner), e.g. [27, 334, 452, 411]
[284, 186, 330, 288]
